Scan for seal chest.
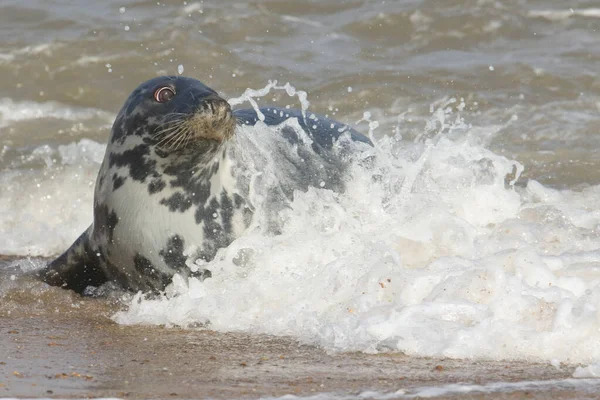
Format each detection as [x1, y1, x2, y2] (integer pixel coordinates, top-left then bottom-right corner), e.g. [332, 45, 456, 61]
[39, 76, 372, 294]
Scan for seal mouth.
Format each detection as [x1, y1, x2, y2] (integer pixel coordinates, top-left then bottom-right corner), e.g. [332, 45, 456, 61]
[153, 97, 236, 151]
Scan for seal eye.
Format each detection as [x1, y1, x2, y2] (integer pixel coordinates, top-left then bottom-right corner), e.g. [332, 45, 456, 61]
[154, 87, 175, 103]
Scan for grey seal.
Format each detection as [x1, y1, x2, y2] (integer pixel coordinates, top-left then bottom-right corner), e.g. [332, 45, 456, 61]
[38, 76, 372, 294]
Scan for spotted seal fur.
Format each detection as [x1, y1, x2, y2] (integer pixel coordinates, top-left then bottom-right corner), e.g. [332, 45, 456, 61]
[39, 76, 372, 294]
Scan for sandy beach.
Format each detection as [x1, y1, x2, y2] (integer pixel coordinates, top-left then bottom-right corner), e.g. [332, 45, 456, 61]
[1, 268, 598, 400]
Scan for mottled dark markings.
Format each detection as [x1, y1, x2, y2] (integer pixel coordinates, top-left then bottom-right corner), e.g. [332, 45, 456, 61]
[93, 203, 118, 243]
[110, 114, 126, 144]
[233, 107, 372, 149]
[127, 113, 156, 137]
[233, 193, 244, 208]
[159, 235, 187, 270]
[126, 98, 139, 115]
[232, 106, 372, 195]
[39, 229, 107, 293]
[160, 191, 191, 212]
[101, 257, 132, 290]
[190, 269, 212, 280]
[190, 192, 238, 262]
[159, 149, 221, 214]
[133, 254, 154, 275]
[154, 148, 170, 158]
[148, 177, 166, 194]
[112, 173, 126, 191]
[280, 126, 299, 144]
[133, 253, 171, 289]
[204, 198, 224, 235]
[234, 193, 253, 227]
[218, 191, 234, 234]
[111, 111, 159, 146]
[109, 144, 156, 183]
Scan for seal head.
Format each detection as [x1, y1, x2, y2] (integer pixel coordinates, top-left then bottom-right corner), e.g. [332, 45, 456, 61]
[112, 76, 235, 150]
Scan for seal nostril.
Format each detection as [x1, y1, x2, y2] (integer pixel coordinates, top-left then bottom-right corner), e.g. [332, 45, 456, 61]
[199, 97, 231, 116]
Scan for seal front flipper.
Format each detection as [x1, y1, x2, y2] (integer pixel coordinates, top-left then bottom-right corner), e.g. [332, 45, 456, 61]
[39, 226, 108, 294]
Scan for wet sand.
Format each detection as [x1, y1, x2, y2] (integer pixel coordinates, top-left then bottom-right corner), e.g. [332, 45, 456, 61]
[1, 271, 598, 400]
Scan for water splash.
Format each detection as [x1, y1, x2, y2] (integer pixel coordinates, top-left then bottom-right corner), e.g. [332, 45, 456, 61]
[228, 80, 310, 124]
[113, 93, 600, 366]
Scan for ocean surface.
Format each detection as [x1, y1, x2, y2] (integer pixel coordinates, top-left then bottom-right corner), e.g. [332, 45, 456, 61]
[2, 0, 600, 396]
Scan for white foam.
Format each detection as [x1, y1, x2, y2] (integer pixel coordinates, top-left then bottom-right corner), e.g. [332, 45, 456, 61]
[75, 54, 123, 67]
[228, 81, 310, 124]
[0, 139, 104, 256]
[574, 363, 600, 378]
[256, 378, 600, 399]
[400, 378, 600, 398]
[0, 98, 113, 128]
[0, 99, 110, 256]
[110, 99, 600, 367]
[0, 43, 62, 64]
[528, 9, 600, 21]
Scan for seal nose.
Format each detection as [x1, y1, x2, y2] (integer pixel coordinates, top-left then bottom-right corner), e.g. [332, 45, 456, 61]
[200, 94, 232, 118]
[187, 93, 236, 142]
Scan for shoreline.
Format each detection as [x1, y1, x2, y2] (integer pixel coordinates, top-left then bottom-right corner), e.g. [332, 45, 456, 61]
[2, 313, 598, 399]
[2, 258, 600, 399]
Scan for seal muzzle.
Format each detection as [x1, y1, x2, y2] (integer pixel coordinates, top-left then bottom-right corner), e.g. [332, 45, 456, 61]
[154, 95, 236, 150]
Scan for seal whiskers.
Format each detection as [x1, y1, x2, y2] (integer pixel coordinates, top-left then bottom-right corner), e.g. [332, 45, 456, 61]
[153, 117, 191, 151]
[153, 101, 235, 151]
